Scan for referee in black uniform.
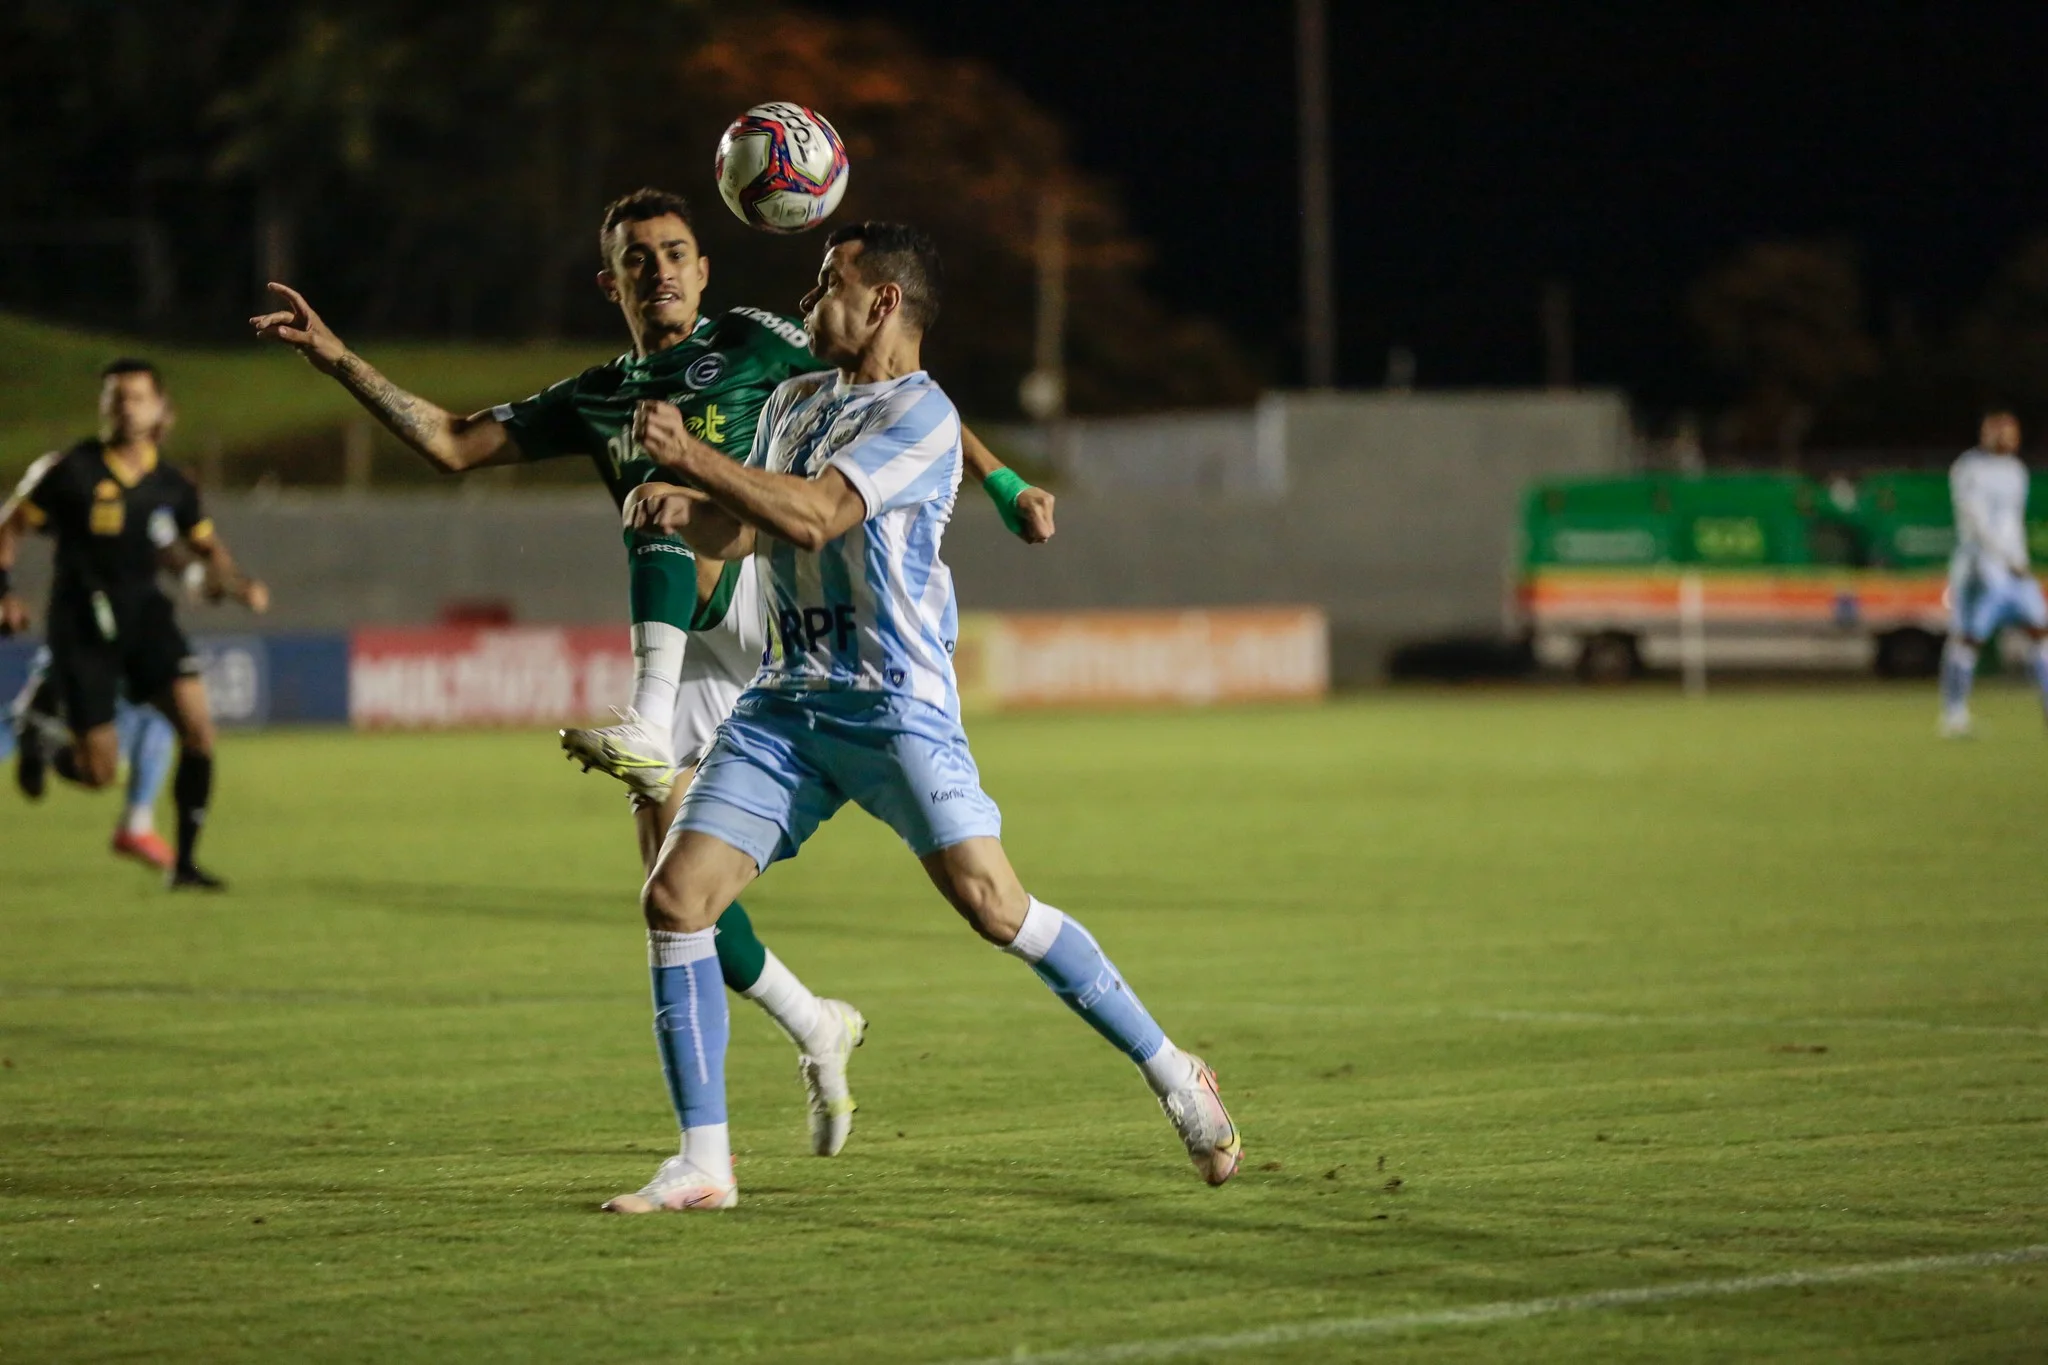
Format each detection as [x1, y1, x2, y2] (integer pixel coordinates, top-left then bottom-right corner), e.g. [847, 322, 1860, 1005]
[1, 359, 269, 889]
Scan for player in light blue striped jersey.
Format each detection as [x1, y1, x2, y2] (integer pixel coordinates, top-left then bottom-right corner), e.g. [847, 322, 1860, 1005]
[748, 362, 967, 712]
[603, 221, 1240, 1213]
[1939, 409, 2048, 736]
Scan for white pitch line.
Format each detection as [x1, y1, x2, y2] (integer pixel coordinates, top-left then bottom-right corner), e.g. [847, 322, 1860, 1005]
[1473, 1007, 2048, 1039]
[947, 1244, 2048, 1365]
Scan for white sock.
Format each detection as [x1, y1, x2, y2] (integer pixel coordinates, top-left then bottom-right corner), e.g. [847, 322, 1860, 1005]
[122, 803, 154, 836]
[1001, 897, 1064, 963]
[682, 1122, 731, 1180]
[1138, 1042, 1199, 1097]
[628, 622, 686, 729]
[743, 950, 830, 1055]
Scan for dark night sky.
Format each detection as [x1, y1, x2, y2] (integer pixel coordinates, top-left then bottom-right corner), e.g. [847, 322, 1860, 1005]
[810, 1, 2048, 412]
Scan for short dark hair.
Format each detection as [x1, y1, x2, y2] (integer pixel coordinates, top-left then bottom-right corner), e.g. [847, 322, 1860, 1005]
[826, 221, 943, 330]
[598, 187, 698, 262]
[100, 357, 161, 390]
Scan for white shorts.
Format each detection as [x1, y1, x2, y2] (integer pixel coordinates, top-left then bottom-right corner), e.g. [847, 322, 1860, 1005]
[668, 557, 766, 771]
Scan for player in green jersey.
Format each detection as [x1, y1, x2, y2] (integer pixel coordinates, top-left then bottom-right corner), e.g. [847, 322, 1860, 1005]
[252, 186, 1054, 1159]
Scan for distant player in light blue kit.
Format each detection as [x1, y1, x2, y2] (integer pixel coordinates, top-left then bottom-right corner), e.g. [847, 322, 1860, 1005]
[605, 221, 1240, 1212]
[1939, 409, 2048, 736]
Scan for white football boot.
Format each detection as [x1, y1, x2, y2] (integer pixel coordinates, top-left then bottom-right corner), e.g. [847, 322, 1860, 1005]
[1159, 1054, 1242, 1186]
[601, 1154, 737, 1214]
[798, 999, 867, 1156]
[1937, 709, 1975, 739]
[560, 707, 676, 799]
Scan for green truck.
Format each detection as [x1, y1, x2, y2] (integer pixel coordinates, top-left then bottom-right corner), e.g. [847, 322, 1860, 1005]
[1515, 470, 2036, 680]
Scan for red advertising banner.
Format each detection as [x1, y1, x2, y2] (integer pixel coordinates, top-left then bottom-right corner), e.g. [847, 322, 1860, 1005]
[350, 608, 1330, 728]
[350, 626, 634, 728]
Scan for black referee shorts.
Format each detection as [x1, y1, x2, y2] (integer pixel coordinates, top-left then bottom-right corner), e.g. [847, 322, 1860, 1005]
[45, 591, 199, 732]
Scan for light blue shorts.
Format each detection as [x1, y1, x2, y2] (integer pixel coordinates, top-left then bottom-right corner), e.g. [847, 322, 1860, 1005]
[1953, 571, 2048, 641]
[674, 689, 1003, 870]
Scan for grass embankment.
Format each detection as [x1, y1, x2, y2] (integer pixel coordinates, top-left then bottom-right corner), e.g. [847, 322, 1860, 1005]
[0, 311, 606, 486]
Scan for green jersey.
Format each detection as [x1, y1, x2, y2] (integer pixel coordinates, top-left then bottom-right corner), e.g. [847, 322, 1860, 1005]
[495, 306, 818, 511]
[493, 306, 819, 631]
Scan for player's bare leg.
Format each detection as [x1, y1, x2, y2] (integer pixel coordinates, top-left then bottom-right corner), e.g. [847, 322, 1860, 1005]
[922, 837, 1242, 1186]
[151, 675, 224, 890]
[9, 663, 63, 800]
[604, 830, 761, 1214]
[48, 720, 121, 789]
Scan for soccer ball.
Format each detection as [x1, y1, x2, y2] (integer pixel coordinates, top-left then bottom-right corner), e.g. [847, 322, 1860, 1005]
[714, 103, 850, 234]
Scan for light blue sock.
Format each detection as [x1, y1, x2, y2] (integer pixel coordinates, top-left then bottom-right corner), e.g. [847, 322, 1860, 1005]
[123, 706, 176, 820]
[1940, 638, 1978, 715]
[1005, 899, 1191, 1094]
[648, 929, 729, 1148]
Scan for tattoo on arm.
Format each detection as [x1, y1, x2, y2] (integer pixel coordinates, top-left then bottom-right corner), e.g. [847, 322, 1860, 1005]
[336, 352, 445, 453]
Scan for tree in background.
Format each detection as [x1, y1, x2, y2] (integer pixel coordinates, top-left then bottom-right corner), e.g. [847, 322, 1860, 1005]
[672, 13, 1256, 415]
[1, 0, 1257, 417]
[0, 0, 294, 325]
[1683, 236, 2048, 458]
[1956, 235, 2048, 418]
[1686, 241, 1879, 457]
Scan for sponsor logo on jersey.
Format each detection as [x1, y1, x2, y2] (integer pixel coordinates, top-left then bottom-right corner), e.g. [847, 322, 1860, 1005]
[684, 353, 725, 389]
[733, 307, 810, 350]
[685, 403, 728, 445]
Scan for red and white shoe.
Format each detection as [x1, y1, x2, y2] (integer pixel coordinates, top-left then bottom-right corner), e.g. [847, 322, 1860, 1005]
[601, 1155, 738, 1214]
[111, 829, 176, 872]
[1160, 1055, 1242, 1186]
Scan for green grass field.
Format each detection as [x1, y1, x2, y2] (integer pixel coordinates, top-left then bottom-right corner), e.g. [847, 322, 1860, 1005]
[4, 689, 2046, 1362]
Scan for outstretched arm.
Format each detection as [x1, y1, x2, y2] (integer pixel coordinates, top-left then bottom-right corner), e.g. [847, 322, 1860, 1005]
[251, 283, 517, 473]
[961, 425, 1055, 544]
[0, 453, 57, 635]
[177, 529, 270, 615]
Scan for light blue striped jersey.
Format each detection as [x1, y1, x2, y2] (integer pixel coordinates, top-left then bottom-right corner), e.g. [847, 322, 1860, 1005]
[1950, 448, 2031, 577]
[747, 368, 965, 712]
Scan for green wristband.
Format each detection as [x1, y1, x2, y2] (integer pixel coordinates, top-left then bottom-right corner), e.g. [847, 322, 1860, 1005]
[982, 466, 1032, 538]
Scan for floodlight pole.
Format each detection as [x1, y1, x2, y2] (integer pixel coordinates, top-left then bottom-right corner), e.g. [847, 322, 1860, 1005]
[1021, 187, 1071, 477]
[1033, 188, 1067, 412]
[1298, 0, 1336, 389]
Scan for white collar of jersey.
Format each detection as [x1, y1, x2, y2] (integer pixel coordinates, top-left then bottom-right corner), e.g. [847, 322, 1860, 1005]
[831, 369, 927, 397]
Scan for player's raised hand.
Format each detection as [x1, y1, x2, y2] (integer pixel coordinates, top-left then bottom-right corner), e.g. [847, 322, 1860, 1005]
[0, 592, 28, 636]
[242, 579, 271, 615]
[1015, 486, 1056, 544]
[250, 283, 347, 374]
